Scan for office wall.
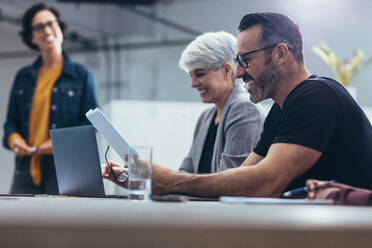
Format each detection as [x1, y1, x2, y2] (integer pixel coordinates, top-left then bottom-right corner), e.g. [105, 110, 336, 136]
[100, 100, 208, 169]
[75, 0, 372, 106]
[0, 0, 372, 192]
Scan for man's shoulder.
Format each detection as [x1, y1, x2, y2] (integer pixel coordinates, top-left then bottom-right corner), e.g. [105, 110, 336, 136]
[297, 76, 343, 94]
[287, 76, 342, 106]
[298, 75, 334, 88]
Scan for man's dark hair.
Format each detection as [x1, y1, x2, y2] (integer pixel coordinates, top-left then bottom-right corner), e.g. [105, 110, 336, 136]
[238, 12, 303, 63]
[20, 3, 67, 50]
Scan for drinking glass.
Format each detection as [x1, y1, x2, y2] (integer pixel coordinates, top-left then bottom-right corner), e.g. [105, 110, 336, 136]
[128, 146, 152, 201]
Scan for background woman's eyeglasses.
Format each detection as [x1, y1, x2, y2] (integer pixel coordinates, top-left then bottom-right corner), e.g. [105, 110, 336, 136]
[32, 20, 58, 32]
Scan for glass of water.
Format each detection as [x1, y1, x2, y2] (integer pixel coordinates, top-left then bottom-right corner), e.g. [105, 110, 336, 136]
[128, 146, 152, 201]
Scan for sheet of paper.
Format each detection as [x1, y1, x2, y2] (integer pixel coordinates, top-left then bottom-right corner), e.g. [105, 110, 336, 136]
[86, 108, 134, 162]
[219, 196, 333, 205]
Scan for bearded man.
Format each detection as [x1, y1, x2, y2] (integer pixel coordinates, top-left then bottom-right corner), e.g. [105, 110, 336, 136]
[105, 12, 372, 197]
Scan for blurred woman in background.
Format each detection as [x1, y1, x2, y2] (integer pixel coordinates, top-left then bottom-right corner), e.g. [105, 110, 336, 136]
[3, 3, 98, 194]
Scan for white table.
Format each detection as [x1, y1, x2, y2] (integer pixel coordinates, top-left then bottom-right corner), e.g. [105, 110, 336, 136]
[0, 196, 372, 248]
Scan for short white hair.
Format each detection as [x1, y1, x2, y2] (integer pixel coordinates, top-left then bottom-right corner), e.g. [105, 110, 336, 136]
[179, 31, 237, 75]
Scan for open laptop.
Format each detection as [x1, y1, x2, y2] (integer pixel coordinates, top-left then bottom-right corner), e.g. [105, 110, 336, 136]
[50, 125, 127, 198]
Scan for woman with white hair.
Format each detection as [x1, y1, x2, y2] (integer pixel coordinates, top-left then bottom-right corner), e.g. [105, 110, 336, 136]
[177, 31, 264, 173]
[103, 31, 264, 183]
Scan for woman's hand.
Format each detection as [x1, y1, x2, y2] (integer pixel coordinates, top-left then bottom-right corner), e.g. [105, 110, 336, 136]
[10, 137, 32, 157]
[37, 139, 53, 155]
[102, 160, 128, 187]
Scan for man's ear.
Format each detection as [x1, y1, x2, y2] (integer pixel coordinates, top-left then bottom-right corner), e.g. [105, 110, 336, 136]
[273, 43, 290, 65]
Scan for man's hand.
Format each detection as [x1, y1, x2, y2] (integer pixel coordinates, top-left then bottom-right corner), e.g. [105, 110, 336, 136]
[10, 137, 32, 156]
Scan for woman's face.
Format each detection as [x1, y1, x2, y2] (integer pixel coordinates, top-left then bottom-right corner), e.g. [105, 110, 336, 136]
[190, 64, 234, 106]
[31, 10, 63, 52]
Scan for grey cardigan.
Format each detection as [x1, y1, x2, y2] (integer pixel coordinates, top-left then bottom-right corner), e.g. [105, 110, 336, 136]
[179, 84, 265, 173]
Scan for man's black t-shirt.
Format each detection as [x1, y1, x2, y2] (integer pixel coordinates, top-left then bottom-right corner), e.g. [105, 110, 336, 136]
[254, 75, 372, 191]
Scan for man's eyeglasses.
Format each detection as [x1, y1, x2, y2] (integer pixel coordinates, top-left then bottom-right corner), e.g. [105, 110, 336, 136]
[32, 20, 58, 32]
[234, 44, 277, 69]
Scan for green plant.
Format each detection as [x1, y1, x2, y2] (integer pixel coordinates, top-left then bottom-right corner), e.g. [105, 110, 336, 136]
[312, 43, 372, 86]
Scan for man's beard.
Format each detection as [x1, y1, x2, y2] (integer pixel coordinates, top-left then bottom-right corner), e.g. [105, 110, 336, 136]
[250, 58, 280, 103]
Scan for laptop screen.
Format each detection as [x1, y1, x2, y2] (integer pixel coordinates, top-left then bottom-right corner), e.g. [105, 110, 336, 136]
[50, 125, 106, 197]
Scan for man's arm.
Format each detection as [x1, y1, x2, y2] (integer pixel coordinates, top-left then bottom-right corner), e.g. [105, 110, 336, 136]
[152, 143, 321, 197]
[240, 152, 263, 167]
